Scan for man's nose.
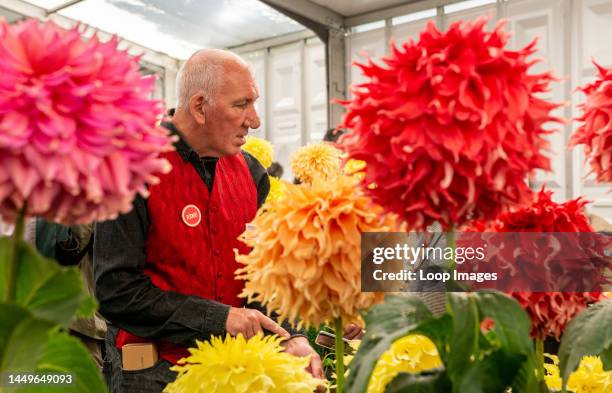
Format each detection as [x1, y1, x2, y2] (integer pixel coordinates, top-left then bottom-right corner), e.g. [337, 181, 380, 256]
[245, 106, 260, 129]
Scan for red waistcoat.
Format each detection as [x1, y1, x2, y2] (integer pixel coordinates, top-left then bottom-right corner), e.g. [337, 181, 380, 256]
[116, 150, 257, 364]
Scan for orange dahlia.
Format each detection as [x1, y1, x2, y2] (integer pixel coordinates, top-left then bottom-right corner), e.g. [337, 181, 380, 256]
[235, 176, 400, 327]
[338, 18, 561, 230]
[290, 142, 342, 185]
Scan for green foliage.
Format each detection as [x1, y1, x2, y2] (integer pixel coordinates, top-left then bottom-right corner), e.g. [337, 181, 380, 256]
[558, 299, 612, 392]
[346, 292, 545, 393]
[0, 303, 56, 373]
[20, 331, 107, 393]
[385, 371, 452, 393]
[0, 237, 107, 393]
[0, 239, 94, 324]
[345, 295, 433, 392]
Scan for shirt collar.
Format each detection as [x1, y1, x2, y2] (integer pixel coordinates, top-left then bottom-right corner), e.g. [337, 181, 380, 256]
[161, 121, 201, 163]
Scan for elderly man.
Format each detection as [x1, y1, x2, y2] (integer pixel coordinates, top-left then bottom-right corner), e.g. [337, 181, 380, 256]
[94, 49, 322, 392]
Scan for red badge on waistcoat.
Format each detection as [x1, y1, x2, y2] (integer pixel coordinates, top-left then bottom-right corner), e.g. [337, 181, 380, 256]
[181, 204, 201, 227]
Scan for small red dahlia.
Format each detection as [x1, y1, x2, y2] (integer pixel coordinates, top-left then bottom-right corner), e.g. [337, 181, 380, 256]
[512, 292, 602, 340]
[464, 189, 608, 339]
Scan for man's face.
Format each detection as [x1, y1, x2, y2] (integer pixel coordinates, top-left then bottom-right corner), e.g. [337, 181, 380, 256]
[201, 64, 260, 157]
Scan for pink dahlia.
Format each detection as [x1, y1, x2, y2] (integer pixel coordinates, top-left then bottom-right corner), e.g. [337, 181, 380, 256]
[338, 18, 562, 230]
[0, 20, 173, 224]
[570, 61, 612, 183]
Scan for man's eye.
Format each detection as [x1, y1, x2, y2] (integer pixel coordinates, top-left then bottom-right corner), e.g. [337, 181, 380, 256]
[235, 103, 247, 108]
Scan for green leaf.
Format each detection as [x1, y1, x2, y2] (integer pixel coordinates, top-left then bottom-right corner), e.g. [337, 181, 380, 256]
[19, 331, 107, 393]
[25, 269, 88, 325]
[345, 295, 433, 393]
[0, 303, 29, 360]
[511, 353, 548, 393]
[445, 293, 479, 388]
[0, 304, 105, 392]
[474, 291, 532, 354]
[412, 314, 451, 361]
[385, 370, 452, 393]
[13, 241, 91, 327]
[473, 291, 543, 393]
[558, 299, 612, 391]
[0, 237, 9, 297]
[456, 349, 525, 393]
[13, 241, 56, 305]
[0, 302, 56, 373]
[601, 345, 611, 370]
[75, 295, 97, 319]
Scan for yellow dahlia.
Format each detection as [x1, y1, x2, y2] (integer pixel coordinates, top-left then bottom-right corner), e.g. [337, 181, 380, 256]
[267, 176, 287, 203]
[236, 175, 400, 328]
[290, 142, 342, 184]
[164, 333, 321, 393]
[542, 354, 611, 393]
[567, 356, 612, 393]
[242, 136, 274, 168]
[544, 354, 562, 391]
[366, 335, 443, 393]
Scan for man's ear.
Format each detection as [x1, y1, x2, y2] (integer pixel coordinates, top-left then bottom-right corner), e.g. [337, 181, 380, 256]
[189, 93, 206, 125]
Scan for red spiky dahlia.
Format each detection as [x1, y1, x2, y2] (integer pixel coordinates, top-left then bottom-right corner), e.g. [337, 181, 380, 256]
[570, 61, 612, 183]
[513, 292, 602, 340]
[0, 20, 173, 224]
[464, 188, 607, 339]
[338, 18, 562, 230]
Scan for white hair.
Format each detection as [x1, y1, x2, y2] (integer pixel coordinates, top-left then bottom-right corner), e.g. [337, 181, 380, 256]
[175, 50, 254, 110]
[175, 59, 222, 109]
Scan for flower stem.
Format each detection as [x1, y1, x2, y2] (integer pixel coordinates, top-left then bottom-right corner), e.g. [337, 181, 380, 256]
[445, 228, 456, 270]
[334, 317, 344, 393]
[5, 210, 25, 302]
[535, 337, 545, 383]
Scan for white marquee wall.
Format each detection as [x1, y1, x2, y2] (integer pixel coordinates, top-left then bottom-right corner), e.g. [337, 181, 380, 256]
[238, 37, 329, 178]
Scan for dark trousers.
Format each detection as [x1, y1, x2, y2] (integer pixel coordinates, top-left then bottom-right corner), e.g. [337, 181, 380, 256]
[104, 326, 177, 393]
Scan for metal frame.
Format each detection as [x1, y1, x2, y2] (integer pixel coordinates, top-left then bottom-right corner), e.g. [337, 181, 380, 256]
[45, 0, 85, 16]
[261, 0, 344, 30]
[229, 30, 316, 54]
[345, 0, 480, 27]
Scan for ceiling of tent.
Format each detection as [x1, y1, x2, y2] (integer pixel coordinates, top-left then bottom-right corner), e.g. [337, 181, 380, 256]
[5, 0, 306, 59]
[0, 0, 453, 60]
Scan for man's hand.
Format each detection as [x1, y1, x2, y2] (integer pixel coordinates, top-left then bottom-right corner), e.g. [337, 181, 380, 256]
[226, 307, 290, 339]
[281, 336, 324, 382]
[343, 323, 364, 340]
